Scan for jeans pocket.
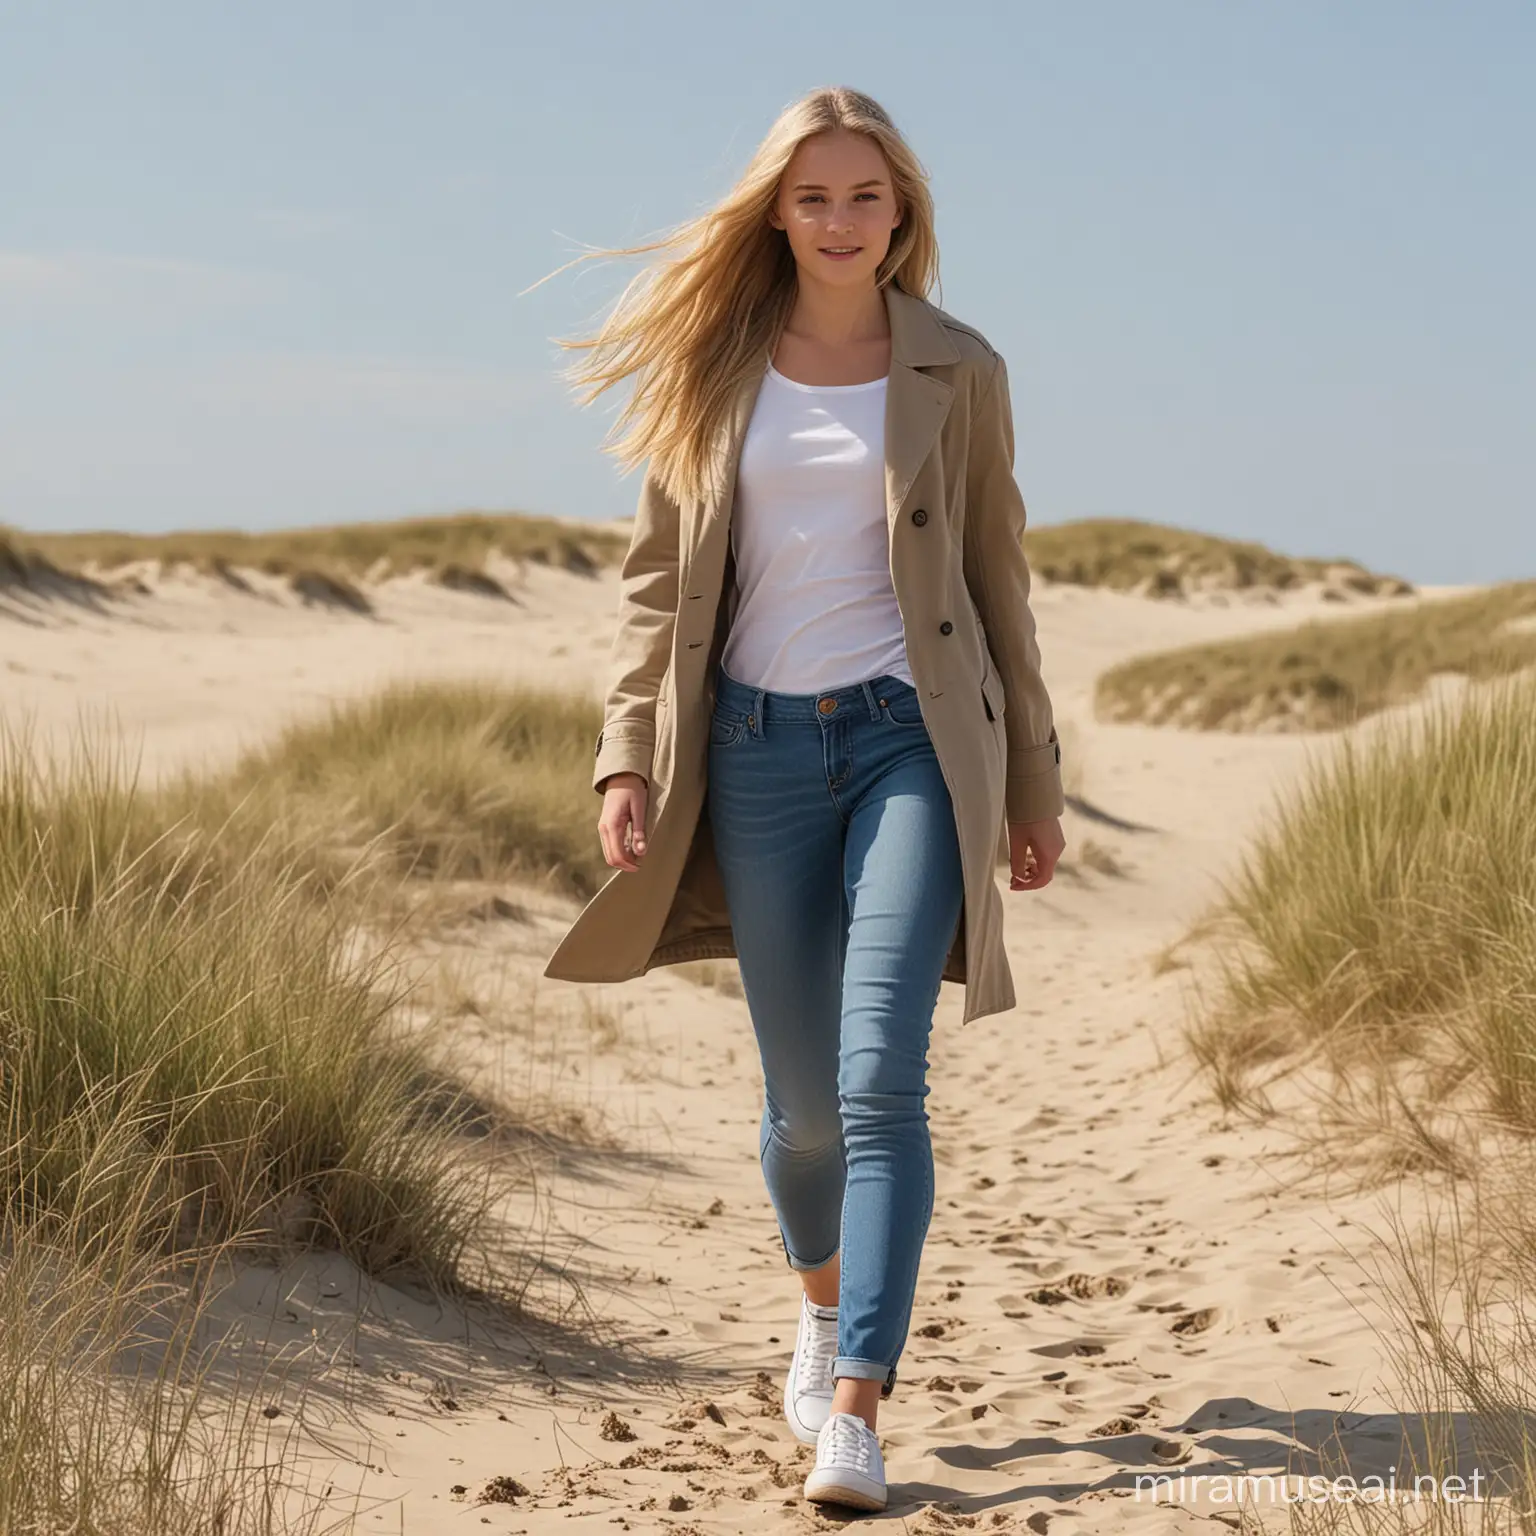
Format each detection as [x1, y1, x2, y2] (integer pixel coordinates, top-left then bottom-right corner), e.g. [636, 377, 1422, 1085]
[709, 709, 749, 747]
[879, 682, 926, 728]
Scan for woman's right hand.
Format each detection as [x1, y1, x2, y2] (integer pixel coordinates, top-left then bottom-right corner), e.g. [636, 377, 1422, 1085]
[597, 772, 649, 872]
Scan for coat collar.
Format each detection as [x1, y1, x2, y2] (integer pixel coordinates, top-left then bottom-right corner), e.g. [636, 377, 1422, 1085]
[885, 281, 963, 369]
[701, 283, 960, 536]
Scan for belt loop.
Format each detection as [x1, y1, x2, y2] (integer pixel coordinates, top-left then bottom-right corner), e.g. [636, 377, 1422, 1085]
[861, 679, 880, 721]
[753, 682, 766, 739]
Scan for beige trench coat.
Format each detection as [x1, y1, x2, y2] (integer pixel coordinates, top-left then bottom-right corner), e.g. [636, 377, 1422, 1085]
[542, 283, 1063, 1024]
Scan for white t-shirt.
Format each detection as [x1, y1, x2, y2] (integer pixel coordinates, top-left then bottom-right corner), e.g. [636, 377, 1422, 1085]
[720, 363, 914, 694]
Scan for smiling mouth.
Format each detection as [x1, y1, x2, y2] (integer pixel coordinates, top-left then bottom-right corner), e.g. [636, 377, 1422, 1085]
[820, 246, 862, 254]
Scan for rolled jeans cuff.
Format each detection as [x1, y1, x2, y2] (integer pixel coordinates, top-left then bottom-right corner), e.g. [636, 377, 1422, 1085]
[832, 1356, 897, 1398]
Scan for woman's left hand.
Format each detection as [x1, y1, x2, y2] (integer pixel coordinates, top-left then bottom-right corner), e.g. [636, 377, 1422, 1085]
[1007, 817, 1065, 891]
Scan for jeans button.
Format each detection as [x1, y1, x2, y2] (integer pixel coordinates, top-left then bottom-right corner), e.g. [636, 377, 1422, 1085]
[817, 698, 837, 715]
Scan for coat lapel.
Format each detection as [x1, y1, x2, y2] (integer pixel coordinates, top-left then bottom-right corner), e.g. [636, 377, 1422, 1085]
[692, 283, 961, 558]
[881, 284, 960, 535]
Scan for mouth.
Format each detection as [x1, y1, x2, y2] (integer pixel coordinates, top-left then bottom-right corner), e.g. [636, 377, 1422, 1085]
[819, 246, 863, 258]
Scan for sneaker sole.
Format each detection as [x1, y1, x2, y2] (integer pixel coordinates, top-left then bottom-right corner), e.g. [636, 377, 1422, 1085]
[804, 1473, 887, 1511]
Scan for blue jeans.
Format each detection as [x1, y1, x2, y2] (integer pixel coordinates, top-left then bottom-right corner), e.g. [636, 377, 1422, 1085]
[705, 661, 965, 1397]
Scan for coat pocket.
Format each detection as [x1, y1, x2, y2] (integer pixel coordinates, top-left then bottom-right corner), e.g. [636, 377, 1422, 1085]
[981, 665, 1006, 723]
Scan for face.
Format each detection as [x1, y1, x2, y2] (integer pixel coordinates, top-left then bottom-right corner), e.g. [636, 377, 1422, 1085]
[768, 129, 903, 289]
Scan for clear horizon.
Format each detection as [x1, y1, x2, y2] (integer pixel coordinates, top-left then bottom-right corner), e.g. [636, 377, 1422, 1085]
[2, 2, 1531, 585]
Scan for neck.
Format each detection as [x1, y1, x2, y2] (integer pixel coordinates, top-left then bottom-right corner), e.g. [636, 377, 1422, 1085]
[782, 279, 889, 347]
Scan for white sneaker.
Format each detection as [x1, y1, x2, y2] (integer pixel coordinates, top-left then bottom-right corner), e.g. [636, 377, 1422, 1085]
[804, 1411, 887, 1511]
[783, 1294, 838, 1445]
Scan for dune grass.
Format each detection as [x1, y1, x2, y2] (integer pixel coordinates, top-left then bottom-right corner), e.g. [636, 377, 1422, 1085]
[288, 566, 373, 614]
[1021, 516, 1412, 598]
[1, 531, 112, 600]
[173, 675, 609, 905]
[0, 736, 507, 1530]
[1183, 670, 1536, 1166]
[1240, 1165, 1536, 1533]
[1, 673, 610, 1261]
[1179, 675, 1536, 1530]
[0, 673, 614, 1532]
[1097, 580, 1536, 732]
[4, 510, 629, 585]
[1, 735, 523, 1277]
[0, 1188, 335, 1535]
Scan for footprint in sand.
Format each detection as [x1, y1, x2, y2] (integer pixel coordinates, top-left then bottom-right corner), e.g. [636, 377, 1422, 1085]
[1021, 1270, 1129, 1306]
[1031, 1337, 1117, 1359]
[1169, 1305, 1220, 1335]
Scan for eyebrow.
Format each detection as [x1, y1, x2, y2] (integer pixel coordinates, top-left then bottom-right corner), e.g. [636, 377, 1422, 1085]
[792, 178, 886, 191]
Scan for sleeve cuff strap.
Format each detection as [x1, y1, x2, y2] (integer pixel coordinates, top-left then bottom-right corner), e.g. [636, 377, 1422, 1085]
[592, 727, 655, 795]
[1005, 761, 1065, 825]
[1008, 738, 1061, 777]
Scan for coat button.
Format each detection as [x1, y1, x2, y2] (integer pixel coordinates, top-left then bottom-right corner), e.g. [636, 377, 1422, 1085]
[939, 620, 953, 635]
[911, 508, 928, 526]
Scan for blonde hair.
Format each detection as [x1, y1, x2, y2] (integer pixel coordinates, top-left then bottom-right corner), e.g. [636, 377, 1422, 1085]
[528, 86, 940, 509]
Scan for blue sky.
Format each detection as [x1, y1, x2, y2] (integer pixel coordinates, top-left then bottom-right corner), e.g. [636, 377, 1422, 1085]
[2, 1, 1531, 583]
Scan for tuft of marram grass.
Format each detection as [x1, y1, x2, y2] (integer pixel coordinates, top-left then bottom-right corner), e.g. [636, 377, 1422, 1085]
[0, 532, 112, 602]
[175, 675, 609, 902]
[1097, 580, 1536, 732]
[289, 566, 372, 614]
[434, 562, 513, 600]
[0, 714, 560, 1532]
[1271, 1151, 1536, 1535]
[0, 718, 530, 1290]
[0, 1185, 335, 1535]
[1184, 669, 1536, 1147]
[0, 672, 624, 1533]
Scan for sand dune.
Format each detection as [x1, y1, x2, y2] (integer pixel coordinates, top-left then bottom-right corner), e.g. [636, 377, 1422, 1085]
[1, 554, 617, 781]
[1, 555, 1478, 1531]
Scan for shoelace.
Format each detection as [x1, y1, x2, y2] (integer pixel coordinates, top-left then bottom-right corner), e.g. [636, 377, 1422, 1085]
[799, 1301, 839, 1394]
[818, 1412, 877, 1472]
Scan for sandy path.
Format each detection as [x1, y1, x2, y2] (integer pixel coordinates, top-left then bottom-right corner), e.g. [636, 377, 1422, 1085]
[2, 563, 1462, 1532]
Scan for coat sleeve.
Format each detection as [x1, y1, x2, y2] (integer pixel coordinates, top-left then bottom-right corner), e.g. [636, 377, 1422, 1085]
[591, 465, 680, 795]
[962, 351, 1065, 824]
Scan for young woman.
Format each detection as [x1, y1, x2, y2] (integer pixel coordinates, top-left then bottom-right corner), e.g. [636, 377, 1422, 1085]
[541, 85, 1065, 1513]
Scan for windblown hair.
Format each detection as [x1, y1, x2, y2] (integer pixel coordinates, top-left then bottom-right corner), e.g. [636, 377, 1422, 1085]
[531, 86, 940, 509]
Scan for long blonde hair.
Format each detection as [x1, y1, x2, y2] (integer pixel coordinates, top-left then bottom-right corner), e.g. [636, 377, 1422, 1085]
[528, 86, 940, 509]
